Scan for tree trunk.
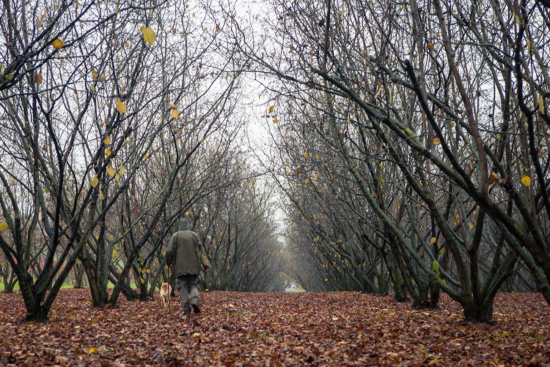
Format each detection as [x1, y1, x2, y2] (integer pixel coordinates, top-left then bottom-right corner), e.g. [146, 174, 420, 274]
[74, 262, 85, 288]
[462, 299, 494, 323]
[428, 279, 440, 309]
[2, 267, 18, 293]
[81, 250, 108, 308]
[393, 268, 408, 302]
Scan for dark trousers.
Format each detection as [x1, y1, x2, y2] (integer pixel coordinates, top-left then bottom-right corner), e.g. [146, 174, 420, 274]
[176, 274, 199, 311]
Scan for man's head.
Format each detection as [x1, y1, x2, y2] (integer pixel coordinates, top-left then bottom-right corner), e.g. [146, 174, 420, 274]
[179, 218, 190, 231]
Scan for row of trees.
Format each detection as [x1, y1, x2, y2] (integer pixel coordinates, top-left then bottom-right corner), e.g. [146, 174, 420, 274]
[0, 0, 285, 321]
[236, 0, 550, 322]
[3, 0, 550, 325]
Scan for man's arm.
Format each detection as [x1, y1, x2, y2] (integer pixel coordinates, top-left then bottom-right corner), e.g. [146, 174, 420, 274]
[194, 234, 211, 269]
[199, 249, 211, 270]
[199, 245, 211, 269]
[165, 234, 176, 266]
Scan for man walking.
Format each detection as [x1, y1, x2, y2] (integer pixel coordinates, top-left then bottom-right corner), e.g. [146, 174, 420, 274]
[166, 218, 211, 315]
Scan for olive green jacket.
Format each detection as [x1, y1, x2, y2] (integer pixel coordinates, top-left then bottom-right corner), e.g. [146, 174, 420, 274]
[165, 219, 210, 277]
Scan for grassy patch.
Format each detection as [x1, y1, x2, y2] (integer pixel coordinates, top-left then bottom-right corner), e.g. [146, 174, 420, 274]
[0, 282, 19, 292]
[107, 281, 138, 290]
[1, 282, 76, 292]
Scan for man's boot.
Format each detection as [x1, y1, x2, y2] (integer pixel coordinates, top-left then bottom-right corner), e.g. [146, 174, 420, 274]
[183, 305, 191, 315]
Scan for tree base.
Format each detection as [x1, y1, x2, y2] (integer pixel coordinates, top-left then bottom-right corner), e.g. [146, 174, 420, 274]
[24, 312, 48, 323]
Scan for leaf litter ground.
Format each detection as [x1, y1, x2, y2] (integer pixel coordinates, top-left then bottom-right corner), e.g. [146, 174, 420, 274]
[1, 290, 549, 366]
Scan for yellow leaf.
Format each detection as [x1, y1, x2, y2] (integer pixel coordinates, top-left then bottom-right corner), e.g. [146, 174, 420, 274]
[119, 166, 125, 176]
[140, 279, 145, 284]
[91, 176, 99, 188]
[269, 105, 274, 113]
[433, 137, 441, 145]
[100, 190, 105, 200]
[304, 152, 308, 158]
[115, 174, 120, 183]
[521, 175, 531, 187]
[171, 109, 179, 118]
[107, 166, 115, 177]
[273, 118, 278, 123]
[100, 74, 106, 81]
[216, 25, 220, 32]
[185, 211, 190, 216]
[168, 102, 177, 110]
[34, 73, 43, 85]
[51, 38, 65, 50]
[105, 150, 111, 157]
[375, 85, 382, 98]
[88, 347, 98, 354]
[314, 174, 318, 180]
[539, 96, 545, 114]
[0, 221, 8, 232]
[104, 136, 111, 145]
[143, 153, 148, 159]
[305, 178, 309, 184]
[92, 69, 98, 79]
[490, 172, 499, 182]
[430, 237, 436, 245]
[427, 42, 434, 49]
[468, 223, 474, 230]
[91, 86, 96, 92]
[142, 27, 156, 46]
[116, 99, 127, 114]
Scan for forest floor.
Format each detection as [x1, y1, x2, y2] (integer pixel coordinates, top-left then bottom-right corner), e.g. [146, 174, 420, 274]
[0, 290, 549, 366]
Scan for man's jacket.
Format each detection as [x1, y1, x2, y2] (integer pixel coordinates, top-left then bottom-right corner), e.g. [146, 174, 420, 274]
[166, 218, 210, 277]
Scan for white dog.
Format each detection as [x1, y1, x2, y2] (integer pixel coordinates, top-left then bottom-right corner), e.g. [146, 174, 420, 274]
[159, 282, 172, 308]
